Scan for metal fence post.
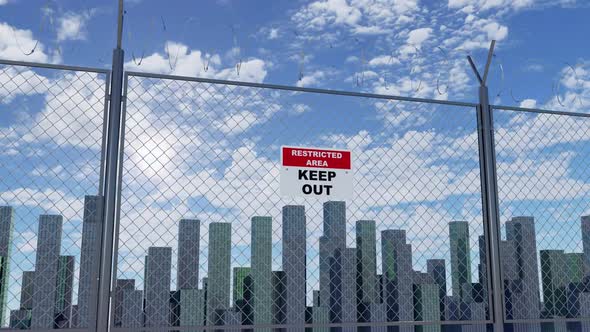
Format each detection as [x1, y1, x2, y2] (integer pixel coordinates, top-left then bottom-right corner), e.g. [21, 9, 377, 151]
[470, 41, 505, 332]
[96, 0, 125, 331]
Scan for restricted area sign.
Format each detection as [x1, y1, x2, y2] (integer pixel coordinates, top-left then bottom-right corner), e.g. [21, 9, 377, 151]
[280, 146, 353, 199]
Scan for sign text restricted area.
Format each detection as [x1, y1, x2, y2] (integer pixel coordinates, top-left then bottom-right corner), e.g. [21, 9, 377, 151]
[280, 146, 353, 199]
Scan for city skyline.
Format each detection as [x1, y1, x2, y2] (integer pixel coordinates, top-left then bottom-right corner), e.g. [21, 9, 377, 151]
[1, 198, 590, 331]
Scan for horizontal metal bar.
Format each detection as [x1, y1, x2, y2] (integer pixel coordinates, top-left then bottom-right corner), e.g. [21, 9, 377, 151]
[111, 320, 492, 332]
[505, 317, 590, 323]
[0, 329, 91, 332]
[0, 58, 110, 74]
[491, 104, 590, 118]
[125, 71, 479, 108]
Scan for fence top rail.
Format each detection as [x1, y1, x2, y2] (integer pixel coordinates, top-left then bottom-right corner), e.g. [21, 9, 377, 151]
[0, 58, 110, 74]
[491, 104, 590, 118]
[125, 71, 480, 108]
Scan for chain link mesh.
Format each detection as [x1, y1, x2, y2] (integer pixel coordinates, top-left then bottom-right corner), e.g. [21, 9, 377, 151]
[0, 62, 109, 329]
[113, 74, 489, 331]
[494, 107, 590, 331]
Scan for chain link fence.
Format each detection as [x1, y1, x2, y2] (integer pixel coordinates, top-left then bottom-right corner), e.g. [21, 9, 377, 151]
[111, 72, 489, 331]
[0, 60, 109, 330]
[492, 106, 590, 332]
[0, 59, 589, 332]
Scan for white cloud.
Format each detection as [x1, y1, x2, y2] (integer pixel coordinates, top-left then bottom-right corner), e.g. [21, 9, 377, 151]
[125, 41, 267, 83]
[269, 28, 279, 39]
[296, 70, 326, 87]
[0, 22, 56, 62]
[367, 55, 400, 67]
[407, 27, 433, 46]
[56, 11, 93, 42]
[448, 0, 533, 11]
[519, 99, 537, 108]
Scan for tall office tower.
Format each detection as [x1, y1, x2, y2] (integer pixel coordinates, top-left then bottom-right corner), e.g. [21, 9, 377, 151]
[180, 288, 205, 327]
[0, 206, 13, 327]
[370, 302, 387, 332]
[427, 259, 447, 321]
[272, 271, 286, 325]
[356, 220, 377, 307]
[319, 236, 331, 309]
[339, 248, 358, 332]
[144, 246, 172, 327]
[207, 222, 231, 326]
[233, 267, 252, 325]
[313, 291, 321, 307]
[20, 271, 35, 310]
[462, 302, 486, 332]
[324, 201, 346, 253]
[223, 309, 242, 332]
[506, 216, 541, 332]
[54, 255, 75, 328]
[113, 279, 135, 327]
[233, 267, 251, 306]
[414, 283, 441, 332]
[381, 230, 413, 332]
[311, 305, 329, 332]
[170, 291, 181, 327]
[283, 205, 307, 330]
[477, 235, 488, 304]
[580, 293, 590, 332]
[252, 216, 273, 330]
[31, 214, 63, 328]
[76, 195, 103, 328]
[582, 216, 590, 275]
[541, 250, 567, 318]
[320, 202, 346, 312]
[121, 288, 143, 328]
[449, 221, 472, 300]
[9, 309, 31, 329]
[540, 251, 584, 318]
[178, 219, 200, 290]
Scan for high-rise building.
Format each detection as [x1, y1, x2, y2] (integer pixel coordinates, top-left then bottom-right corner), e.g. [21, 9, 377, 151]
[180, 289, 205, 327]
[114, 279, 135, 327]
[178, 219, 200, 290]
[20, 271, 35, 311]
[232, 267, 252, 325]
[427, 259, 446, 321]
[252, 216, 273, 330]
[311, 305, 329, 332]
[31, 214, 63, 328]
[76, 195, 103, 328]
[283, 205, 306, 330]
[54, 255, 75, 328]
[338, 248, 357, 331]
[477, 235, 488, 304]
[356, 220, 377, 307]
[144, 246, 172, 327]
[320, 201, 346, 313]
[207, 222, 231, 326]
[449, 221, 472, 300]
[9, 309, 31, 329]
[540, 250, 584, 318]
[324, 201, 346, 253]
[120, 288, 143, 328]
[0, 206, 13, 327]
[505, 216, 541, 332]
[381, 229, 413, 332]
[272, 271, 286, 325]
[581, 216, 590, 276]
[233, 267, 251, 307]
[414, 283, 441, 332]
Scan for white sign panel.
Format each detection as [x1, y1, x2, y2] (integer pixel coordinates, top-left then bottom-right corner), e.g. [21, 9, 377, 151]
[280, 146, 353, 199]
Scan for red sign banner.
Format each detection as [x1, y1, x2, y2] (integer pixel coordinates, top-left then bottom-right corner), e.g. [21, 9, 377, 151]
[282, 146, 351, 170]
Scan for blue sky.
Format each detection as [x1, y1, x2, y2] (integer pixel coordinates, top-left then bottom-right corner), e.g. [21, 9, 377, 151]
[1, 0, 590, 323]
